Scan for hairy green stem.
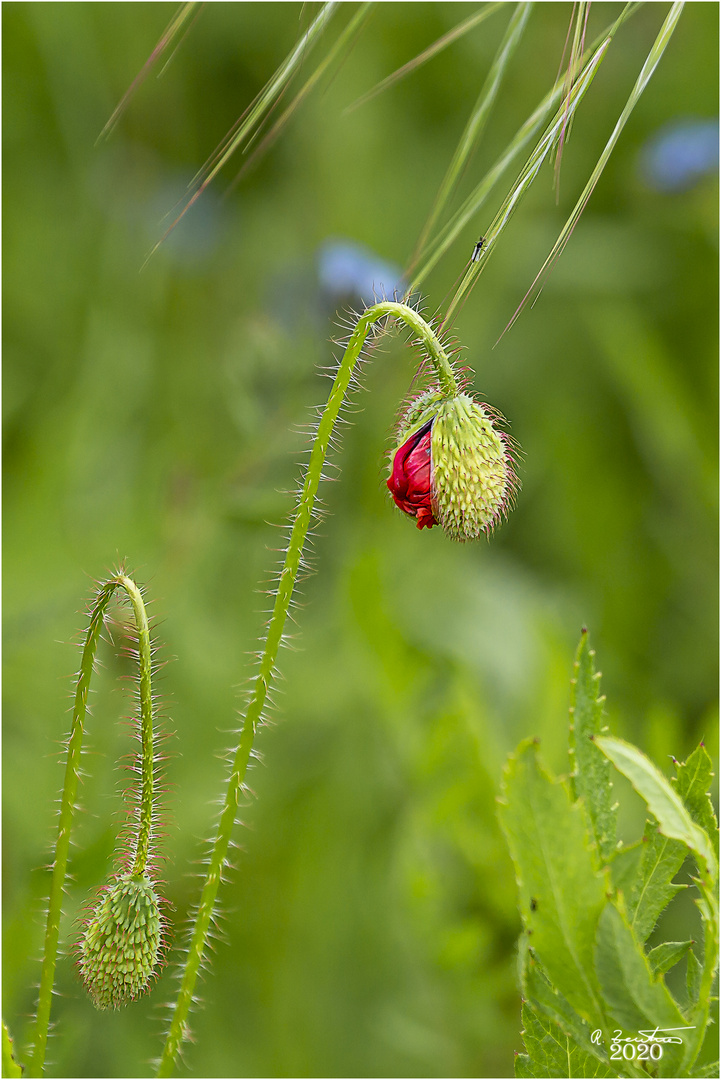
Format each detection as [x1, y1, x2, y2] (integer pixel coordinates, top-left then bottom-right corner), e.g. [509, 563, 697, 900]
[29, 574, 155, 1078]
[157, 302, 455, 1077]
[124, 577, 155, 878]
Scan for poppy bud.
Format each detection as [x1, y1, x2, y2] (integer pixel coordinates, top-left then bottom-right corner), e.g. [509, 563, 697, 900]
[79, 872, 163, 1010]
[387, 391, 516, 541]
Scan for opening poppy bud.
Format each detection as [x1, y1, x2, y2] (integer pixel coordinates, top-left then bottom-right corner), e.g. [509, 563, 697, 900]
[79, 872, 163, 1010]
[388, 391, 516, 540]
[387, 418, 438, 530]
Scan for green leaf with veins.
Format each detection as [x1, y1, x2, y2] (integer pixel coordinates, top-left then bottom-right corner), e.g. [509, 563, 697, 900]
[594, 902, 688, 1078]
[515, 1001, 617, 1079]
[499, 740, 608, 1023]
[647, 940, 693, 978]
[569, 631, 617, 861]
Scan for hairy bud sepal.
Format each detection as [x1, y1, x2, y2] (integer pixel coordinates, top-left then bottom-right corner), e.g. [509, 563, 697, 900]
[431, 393, 515, 540]
[79, 872, 163, 1010]
[388, 390, 516, 540]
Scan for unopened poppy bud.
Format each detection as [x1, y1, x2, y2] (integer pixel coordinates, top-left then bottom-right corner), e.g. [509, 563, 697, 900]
[79, 872, 163, 1010]
[387, 391, 516, 540]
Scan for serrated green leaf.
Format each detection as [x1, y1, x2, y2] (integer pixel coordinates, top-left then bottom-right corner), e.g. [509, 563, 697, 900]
[675, 745, 719, 861]
[514, 1049, 535, 1078]
[516, 1001, 617, 1079]
[520, 938, 612, 1071]
[610, 842, 643, 893]
[569, 632, 617, 861]
[596, 736, 718, 886]
[627, 821, 687, 942]
[594, 902, 690, 1078]
[603, 740, 719, 945]
[2, 1021, 23, 1078]
[647, 940, 693, 978]
[685, 889, 720, 1071]
[694, 1061, 720, 1078]
[686, 947, 703, 1007]
[499, 740, 608, 1023]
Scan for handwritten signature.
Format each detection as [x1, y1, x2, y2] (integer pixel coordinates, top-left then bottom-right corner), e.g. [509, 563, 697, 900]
[591, 1026, 695, 1046]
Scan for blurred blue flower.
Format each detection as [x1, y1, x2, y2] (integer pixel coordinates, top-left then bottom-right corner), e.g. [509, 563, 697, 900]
[317, 239, 405, 306]
[640, 118, 719, 192]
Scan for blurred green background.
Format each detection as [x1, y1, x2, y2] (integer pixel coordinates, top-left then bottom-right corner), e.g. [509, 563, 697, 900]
[3, 3, 718, 1077]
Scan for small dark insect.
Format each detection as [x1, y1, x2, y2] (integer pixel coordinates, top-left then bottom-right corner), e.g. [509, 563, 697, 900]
[530, 897, 538, 911]
[471, 236, 486, 262]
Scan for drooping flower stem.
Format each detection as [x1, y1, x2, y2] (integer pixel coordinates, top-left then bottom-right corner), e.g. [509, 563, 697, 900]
[157, 301, 457, 1077]
[30, 573, 155, 1078]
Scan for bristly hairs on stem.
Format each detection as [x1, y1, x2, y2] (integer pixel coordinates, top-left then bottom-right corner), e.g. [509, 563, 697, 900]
[29, 569, 167, 1077]
[155, 301, 459, 1077]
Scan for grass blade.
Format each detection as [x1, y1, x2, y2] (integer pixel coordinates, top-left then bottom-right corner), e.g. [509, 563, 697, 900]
[230, 3, 374, 188]
[347, 2, 505, 112]
[144, 0, 339, 263]
[441, 31, 611, 323]
[553, 1, 592, 197]
[98, 2, 201, 143]
[501, 1, 686, 338]
[413, 2, 533, 257]
[408, 3, 640, 295]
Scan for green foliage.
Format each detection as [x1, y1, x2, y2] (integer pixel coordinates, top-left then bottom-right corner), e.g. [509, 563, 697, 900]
[514, 1001, 616, 1079]
[569, 633, 616, 859]
[647, 940, 693, 978]
[501, 633, 719, 1079]
[2, 1022, 23, 1079]
[498, 738, 608, 1022]
[3, 3, 717, 1077]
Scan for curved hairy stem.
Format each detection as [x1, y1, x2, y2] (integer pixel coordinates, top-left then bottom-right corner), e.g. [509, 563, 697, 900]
[156, 302, 456, 1077]
[29, 573, 155, 1077]
[124, 577, 155, 878]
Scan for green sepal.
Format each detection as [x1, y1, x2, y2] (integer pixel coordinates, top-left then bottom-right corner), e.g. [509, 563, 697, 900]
[392, 389, 447, 448]
[431, 393, 515, 540]
[79, 873, 163, 1010]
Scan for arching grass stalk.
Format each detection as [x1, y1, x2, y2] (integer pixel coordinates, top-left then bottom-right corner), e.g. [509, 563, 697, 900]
[407, 2, 641, 294]
[156, 302, 459, 1077]
[145, 0, 340, 261]
[30, 573, 158, 1078]
[411, 1, 532, 262]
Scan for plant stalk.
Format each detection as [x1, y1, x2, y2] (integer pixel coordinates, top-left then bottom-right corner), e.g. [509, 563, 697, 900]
[29, 574, 155, 1078]
[156, 302, 456, 1077]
